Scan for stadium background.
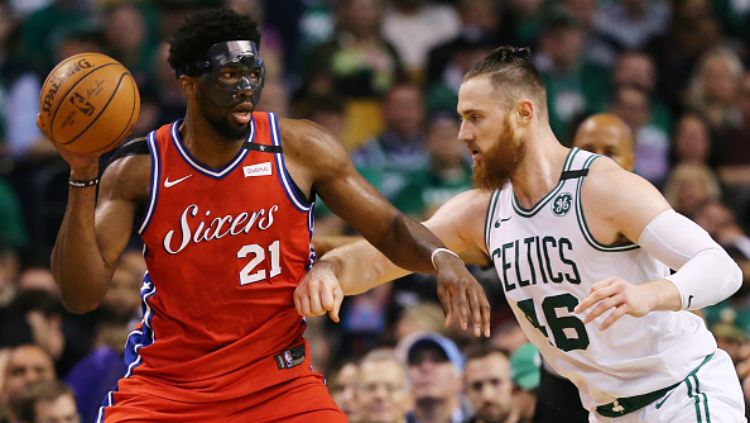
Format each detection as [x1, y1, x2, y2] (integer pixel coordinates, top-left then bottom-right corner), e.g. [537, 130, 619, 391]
[1, 0, 750, 421]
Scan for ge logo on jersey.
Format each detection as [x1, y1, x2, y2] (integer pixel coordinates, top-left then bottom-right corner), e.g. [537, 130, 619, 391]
[552, 193, 573, 216]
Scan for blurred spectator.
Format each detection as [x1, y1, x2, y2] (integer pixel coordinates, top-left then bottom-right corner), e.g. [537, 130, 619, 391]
[19, 0, 92, 73]
[150, 41, 186, 125]
[304, 0, 402, 100]
[593, 0, 669, 53]
[0, 344, 55, 407]
[491, 321, 528, 357]
[647, 0, 722, 114]
[505, 0, 546, 48]
[395, 302, 445, 344]
[382, 0, 459, 81]
[358, 349, 411, 423]
[663, 162, 721, 217]
[685, 46, 744, 130]
[561, 0, 616, 68]
[0, 1, 47, 159]
[424, 37, 493, 114]
[101, 3, 157, 85]
[573, 113, 635, 171]
[610, 84, 670, 185]
[306, 95, 346, 140]
[612, 51, 673, 131]
[398, 332, 464, 423]
[0, 178, 29, 251]
[463, 344, 516, 423]
[302, 0, 404, 147]
[535, 7, 611, 142]
[330, 360, 360, 423]
[352, 82, 428, 201]
[11, 380, 80, 423]
[509, 343, 541, 423]
[672, 112, 712, 165]
[0, 245, 19, 307]
[256, 78, 290, 117]
[393, 113, 471, 219]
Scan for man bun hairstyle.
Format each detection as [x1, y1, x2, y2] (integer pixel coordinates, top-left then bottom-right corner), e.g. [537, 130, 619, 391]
[465, 46, 547, 116]
[168, 8, 261, 76]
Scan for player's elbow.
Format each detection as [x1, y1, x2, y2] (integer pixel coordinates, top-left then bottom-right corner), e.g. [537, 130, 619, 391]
[727, 259, 744, 297]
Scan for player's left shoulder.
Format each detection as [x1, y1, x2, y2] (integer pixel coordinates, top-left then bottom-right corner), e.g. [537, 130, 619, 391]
[584, 155, 670, 226]
[278, 117, 351, 176]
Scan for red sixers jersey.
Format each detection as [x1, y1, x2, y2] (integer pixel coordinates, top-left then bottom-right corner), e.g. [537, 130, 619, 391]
[116, 112, 315, 403]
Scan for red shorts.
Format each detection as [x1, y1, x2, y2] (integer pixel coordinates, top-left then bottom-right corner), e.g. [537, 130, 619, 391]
[99, 372, 345, 422]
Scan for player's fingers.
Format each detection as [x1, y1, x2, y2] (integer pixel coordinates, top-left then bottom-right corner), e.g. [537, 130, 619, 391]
[575, 284, 619, 314]
[600, 305, 628, 330]
[437, 285, 453, 327]
[454, 285, 469, 331]
[329, 287, 344, 323]
[308, 284, 325, 315]
[480, 292, 492, 338]
[467, 284, 483, 337]
[590, 277, 617, 291]
[300, 295, 313, 317]
[293, 288, 303, 315]
[321, 282, 335, 311]
[582, 295, 623, 324]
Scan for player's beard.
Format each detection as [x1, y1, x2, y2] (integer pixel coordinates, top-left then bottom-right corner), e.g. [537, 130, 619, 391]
[472, 115, 525, 190]
[197, 88, 250, 141]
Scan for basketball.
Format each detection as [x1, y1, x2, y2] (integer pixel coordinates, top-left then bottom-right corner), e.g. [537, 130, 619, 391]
[37, 52, 140, 155]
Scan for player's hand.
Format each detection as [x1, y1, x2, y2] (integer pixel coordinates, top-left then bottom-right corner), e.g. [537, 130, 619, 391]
[433, 251, 491, 337]
[575, 277, 653, 330]
[37, 113, 100, 170]
[293, 260, 344, 323]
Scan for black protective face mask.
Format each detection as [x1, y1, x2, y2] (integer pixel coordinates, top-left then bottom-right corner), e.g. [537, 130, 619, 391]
[180, 40, 266, 108]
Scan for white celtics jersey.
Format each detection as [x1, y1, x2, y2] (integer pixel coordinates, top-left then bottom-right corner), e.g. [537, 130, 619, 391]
[485, 148, 716, 411]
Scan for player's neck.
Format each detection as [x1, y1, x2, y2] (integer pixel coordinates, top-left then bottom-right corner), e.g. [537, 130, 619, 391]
[180, 109, 245, 169]
[510, 128, 569, 209]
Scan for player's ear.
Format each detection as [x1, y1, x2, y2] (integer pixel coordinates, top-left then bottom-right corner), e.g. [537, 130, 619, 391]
[514, 100, 534, 124]
[177, 75, 198, 99]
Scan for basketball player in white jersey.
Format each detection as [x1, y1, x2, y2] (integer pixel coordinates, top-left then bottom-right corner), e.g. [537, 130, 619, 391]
[294, 46, 746, 422]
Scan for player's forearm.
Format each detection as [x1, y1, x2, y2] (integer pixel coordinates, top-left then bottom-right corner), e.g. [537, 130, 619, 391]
[51, 175, 111, 314]
[322, 240, 411, 295]
[640, 210, 743, 310]
[365, 213, 449, 274]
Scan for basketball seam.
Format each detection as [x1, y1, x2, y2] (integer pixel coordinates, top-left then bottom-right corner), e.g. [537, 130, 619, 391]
[89, 74, 139, 154]
[59, 71, 128, 146]
[50, 62, 120, 141]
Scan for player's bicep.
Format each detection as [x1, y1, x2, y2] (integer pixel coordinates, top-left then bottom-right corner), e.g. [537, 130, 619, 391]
[589, 162, 671, 243]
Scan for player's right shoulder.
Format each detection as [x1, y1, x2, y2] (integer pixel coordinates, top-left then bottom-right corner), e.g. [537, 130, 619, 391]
[100, 137, 151, 202]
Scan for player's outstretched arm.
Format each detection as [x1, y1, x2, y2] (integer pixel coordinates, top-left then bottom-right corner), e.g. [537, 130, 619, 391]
[575, 159, 742, 329]
[295, 188, 490, 334]
[51, 150, 148, 314]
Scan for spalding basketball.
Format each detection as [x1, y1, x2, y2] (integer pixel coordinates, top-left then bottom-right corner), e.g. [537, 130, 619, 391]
[37, 52, 140, 155]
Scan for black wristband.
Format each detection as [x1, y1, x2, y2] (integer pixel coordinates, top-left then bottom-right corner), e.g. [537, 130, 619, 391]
[68, 178, 99, 188]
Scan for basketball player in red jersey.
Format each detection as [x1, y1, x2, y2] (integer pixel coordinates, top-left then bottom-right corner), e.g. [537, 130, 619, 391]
[44, 9, 490, 423]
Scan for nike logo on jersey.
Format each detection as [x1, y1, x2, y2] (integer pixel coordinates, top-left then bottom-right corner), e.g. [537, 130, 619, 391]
[655, 388, 677, 409]
[494, 217, 512, 228]
[687, 295, 694, 308]
[164, 174, 192, 188]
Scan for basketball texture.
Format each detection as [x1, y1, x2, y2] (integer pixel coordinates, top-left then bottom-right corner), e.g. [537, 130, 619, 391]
[37, 52, 140, 155]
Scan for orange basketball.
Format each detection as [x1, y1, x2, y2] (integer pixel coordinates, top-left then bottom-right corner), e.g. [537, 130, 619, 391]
[37, 52, 140, 155]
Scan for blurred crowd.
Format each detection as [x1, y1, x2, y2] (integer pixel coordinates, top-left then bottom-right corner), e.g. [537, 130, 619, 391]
[2, 0, 750, 422]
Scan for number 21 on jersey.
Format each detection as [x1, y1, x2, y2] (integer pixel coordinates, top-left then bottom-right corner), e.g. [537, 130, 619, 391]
[237, 240, 281, 285]
[517, 293, 590, 352]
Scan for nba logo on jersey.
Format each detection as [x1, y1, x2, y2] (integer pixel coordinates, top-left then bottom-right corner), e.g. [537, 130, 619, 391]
[283, 351, 294, 367]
